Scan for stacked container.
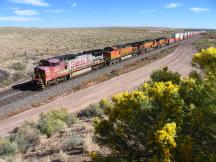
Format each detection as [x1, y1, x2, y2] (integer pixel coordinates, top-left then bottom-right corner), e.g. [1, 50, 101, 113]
[187, 32, 190, 38]
[172, 33, 181, 42]
[184, 32, 188, 39]
[179, 33, 184, 40]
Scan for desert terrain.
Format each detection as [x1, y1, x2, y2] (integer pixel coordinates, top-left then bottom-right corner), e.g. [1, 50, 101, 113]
[0, 37, 200, 162]
[0, 37, 197, 136]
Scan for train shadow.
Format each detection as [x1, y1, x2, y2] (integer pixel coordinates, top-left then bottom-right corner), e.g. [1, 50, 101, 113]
[12, 81, 37, 92]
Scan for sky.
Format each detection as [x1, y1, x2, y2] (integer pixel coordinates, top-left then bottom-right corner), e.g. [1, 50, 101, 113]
[0, 0, 216, 29]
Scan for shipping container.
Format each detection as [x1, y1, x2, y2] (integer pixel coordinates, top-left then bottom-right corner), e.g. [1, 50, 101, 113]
[187, 32, 190, 38]
[168, 38, 175, 44]
[172, 33, 181, 38]
[184, 32, 188, 39]
[179, 33, 184, 40]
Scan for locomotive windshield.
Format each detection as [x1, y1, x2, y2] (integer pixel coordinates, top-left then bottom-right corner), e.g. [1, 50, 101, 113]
[39, 60, 59, 66]
[39, 60, 51, 66]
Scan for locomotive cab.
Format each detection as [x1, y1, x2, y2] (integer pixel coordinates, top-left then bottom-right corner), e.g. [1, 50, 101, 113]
[32, 58, 69, 89]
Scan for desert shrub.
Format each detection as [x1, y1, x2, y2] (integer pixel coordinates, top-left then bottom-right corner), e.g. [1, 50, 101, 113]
[79, 104, 104, 118]
[208, 31, 216, 39]
[99, 99, 112, 110]
[150, 66, 181, 84]
[12, 72, 25, 82]
[11, 62, 26, 71]
[189, 70, 202, 81]
[66, 132, 83, 149]
[66, 113, 78, 127]
[38, 109, 69, 137]
[0, 69, 9, 82]
[83, 134, 98, 153]
[38, 117, 67, 137]
[0, 78, 12, 87]
[9, 122, 41, 153]
[0, 138, 17, 158]
[57, 150, 69, 162]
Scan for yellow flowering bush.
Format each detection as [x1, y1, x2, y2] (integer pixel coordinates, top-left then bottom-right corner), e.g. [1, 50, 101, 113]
[142, 82, 183, 119]
[94, 65, 216, 162]
[193, 47, 216, 69]
[150, 66, 181, 84]
[145, 81, 179, 98]
[155, 122, 177, 162]
[155, 122, 177, 148]
[108, 90, 148, 121]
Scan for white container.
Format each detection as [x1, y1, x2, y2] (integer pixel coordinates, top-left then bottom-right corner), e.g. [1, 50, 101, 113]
[179, 33, 184, 40]
[172, 33, 180, 38]
[184, 32, 188, 38]
[187, 32, 190, 37]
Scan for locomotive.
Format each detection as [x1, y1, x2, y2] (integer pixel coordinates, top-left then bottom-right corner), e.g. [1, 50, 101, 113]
[32, 31, 205, 89]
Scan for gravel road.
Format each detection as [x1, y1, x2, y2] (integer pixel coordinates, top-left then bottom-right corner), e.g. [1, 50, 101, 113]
[0, 38, 198, 136]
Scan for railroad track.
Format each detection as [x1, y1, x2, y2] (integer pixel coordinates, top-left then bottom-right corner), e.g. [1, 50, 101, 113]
[0, 88, 18, 98]
[0, 91, 36, 107]
[0, 37, 200, 109]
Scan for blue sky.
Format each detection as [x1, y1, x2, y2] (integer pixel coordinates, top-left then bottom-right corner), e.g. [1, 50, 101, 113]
[0, 0, 215, 28]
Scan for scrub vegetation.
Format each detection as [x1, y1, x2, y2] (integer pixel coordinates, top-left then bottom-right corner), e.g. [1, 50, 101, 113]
[193, 31, 216, 50]
[1, 48, 216, 162]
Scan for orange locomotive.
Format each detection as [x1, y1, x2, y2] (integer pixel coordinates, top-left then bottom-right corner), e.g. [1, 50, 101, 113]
[104, 45, 137, 65]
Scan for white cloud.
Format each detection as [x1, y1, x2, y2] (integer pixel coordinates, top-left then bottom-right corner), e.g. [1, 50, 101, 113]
[140, 9, 156, 14]
[0, 16, 38, 22]
[66, 1, 77, 8]
[14, 9, 38, 16]
[10, 0, 49, 7]
[45, 9, 63, 13]
[189, 7, 210, 13]
[71, 2, 77, 8]
[164, 3, 182, 8]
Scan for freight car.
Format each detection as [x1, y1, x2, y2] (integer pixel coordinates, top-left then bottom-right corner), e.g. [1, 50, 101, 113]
[32, 31, 203, 89]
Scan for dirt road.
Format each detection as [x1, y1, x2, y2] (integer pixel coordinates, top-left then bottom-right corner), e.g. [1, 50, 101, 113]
[0, 39, 197, 136]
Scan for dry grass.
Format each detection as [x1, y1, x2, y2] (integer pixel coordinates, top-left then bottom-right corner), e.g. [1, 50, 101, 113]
[193, 31, 216, 50]
[0, 27, 181, 59]
[0, 27, 182, 88]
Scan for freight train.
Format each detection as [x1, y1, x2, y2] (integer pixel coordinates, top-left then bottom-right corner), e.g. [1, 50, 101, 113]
[32, 31, 205, 89]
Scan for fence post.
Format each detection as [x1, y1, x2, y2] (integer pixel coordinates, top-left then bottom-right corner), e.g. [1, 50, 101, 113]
[13, 52, 15, 59]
